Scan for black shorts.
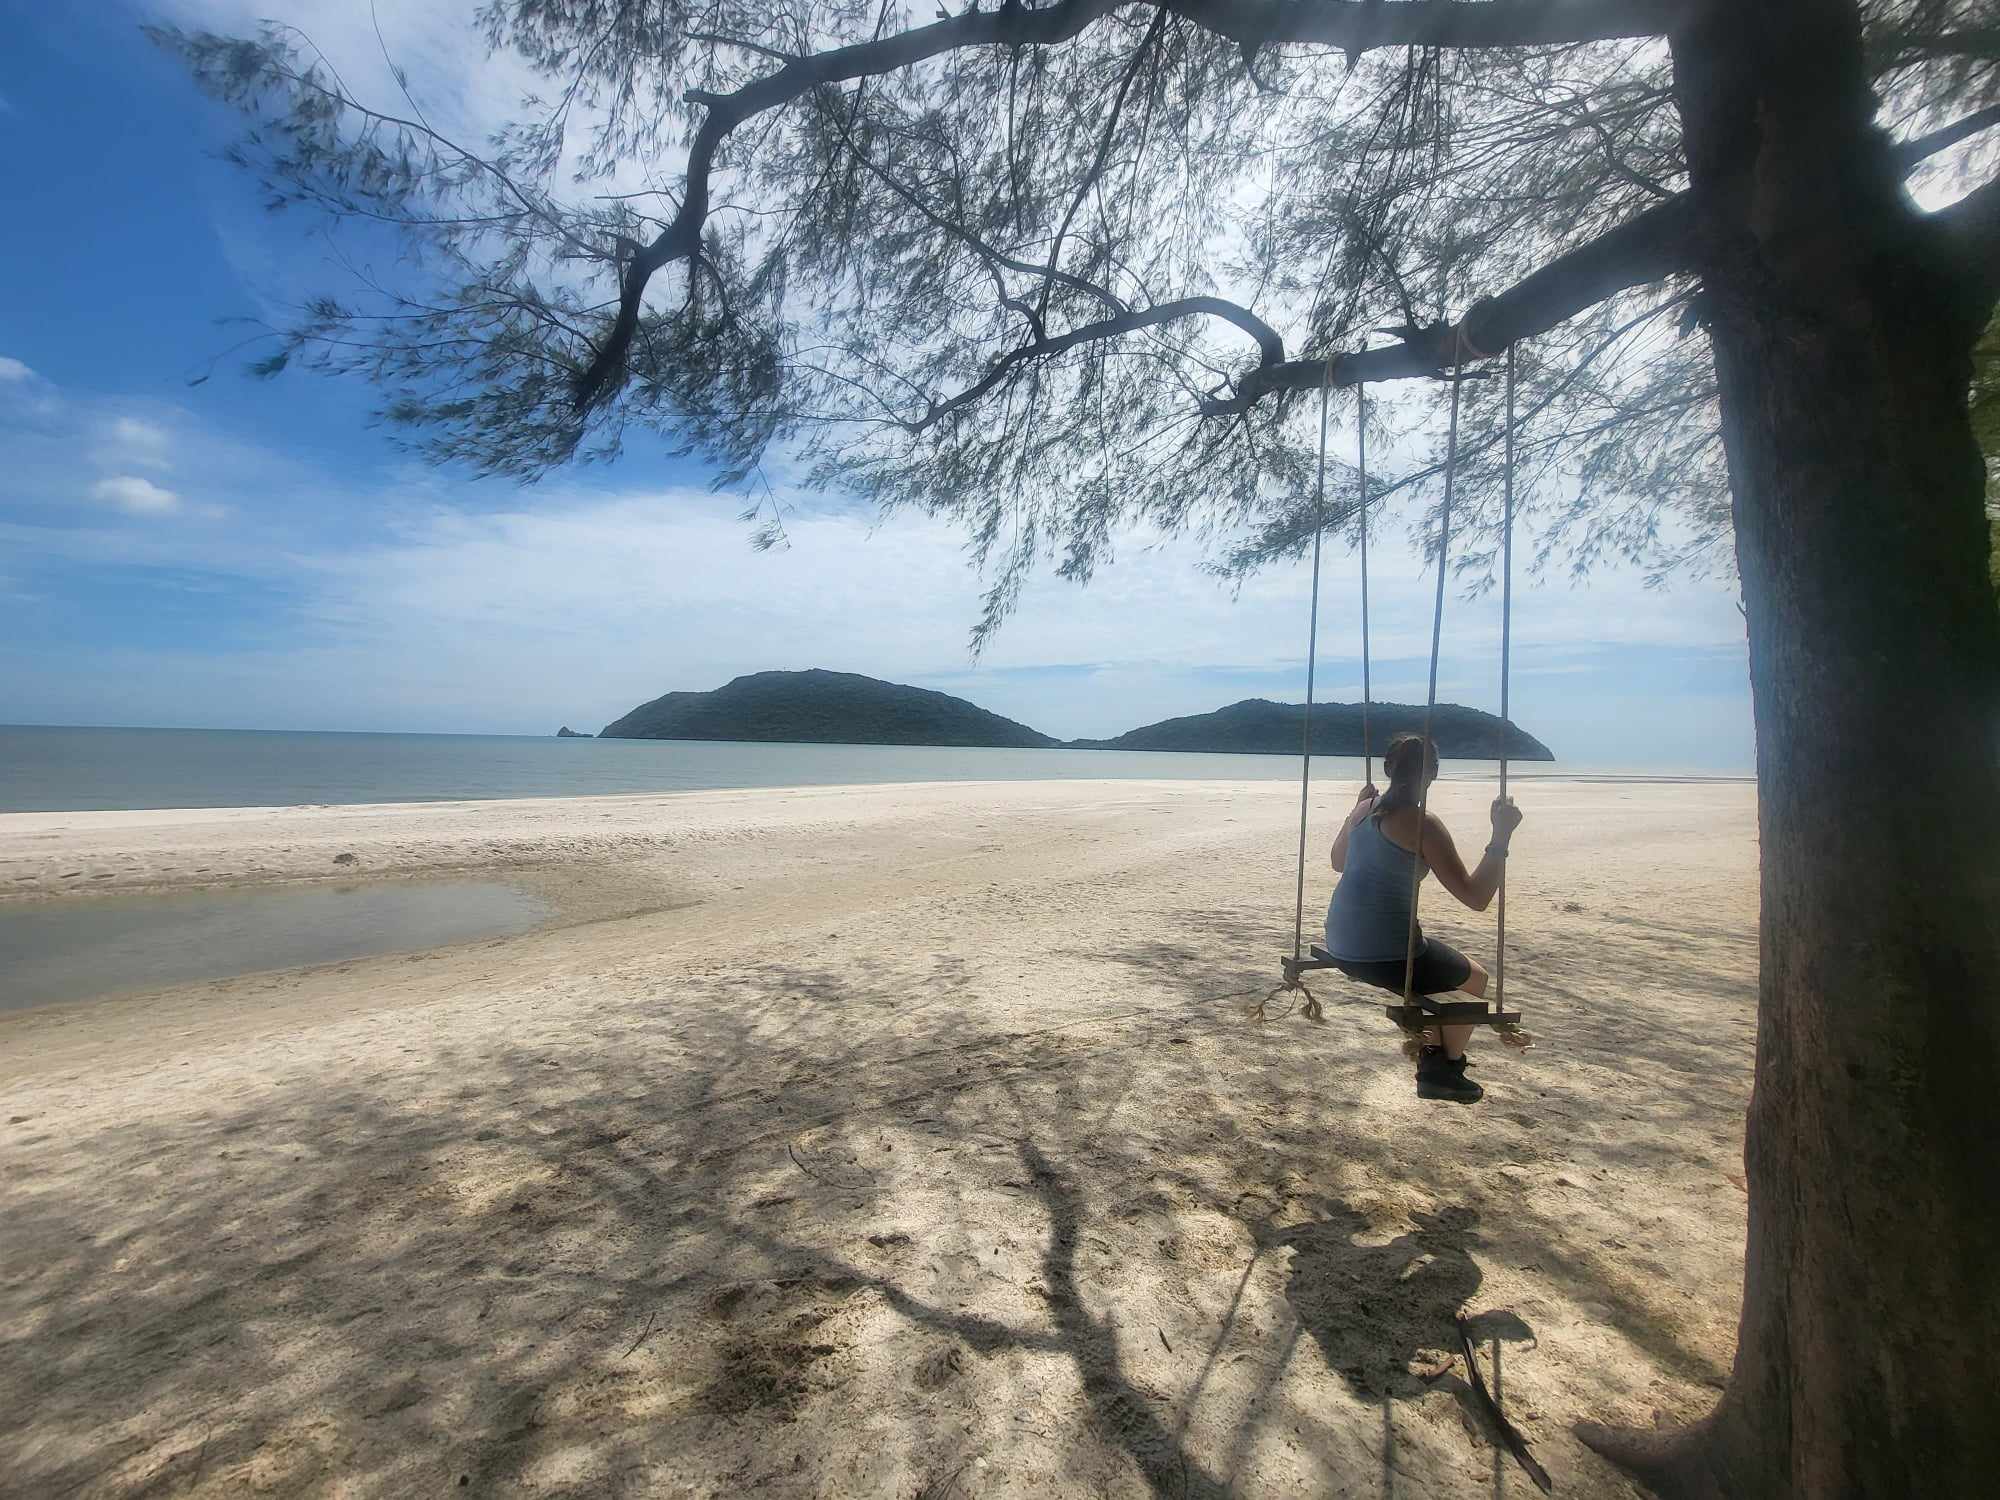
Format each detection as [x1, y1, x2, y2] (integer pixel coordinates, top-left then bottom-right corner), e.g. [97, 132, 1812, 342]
[1327, 937, 1473, 998]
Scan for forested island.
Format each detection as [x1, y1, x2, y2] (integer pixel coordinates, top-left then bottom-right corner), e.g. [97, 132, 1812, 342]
[595, 671, 1547, 760]
[598, 669, 1059, 749]
[1079, 699, 1554, 760]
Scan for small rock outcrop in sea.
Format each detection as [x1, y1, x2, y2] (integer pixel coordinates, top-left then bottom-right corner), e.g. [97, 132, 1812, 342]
[556, 726, 590, 738]
[1072, 699, 1554, 761]
[598, 669, 1059, 749]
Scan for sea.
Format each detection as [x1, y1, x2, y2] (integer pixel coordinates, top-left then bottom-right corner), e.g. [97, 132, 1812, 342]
[0, 725, 1749, 815]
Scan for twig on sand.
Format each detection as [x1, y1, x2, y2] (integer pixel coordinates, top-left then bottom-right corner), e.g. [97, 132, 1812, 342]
[187, 1427, 210, 1491]
[1455, 1313, 1552, 1493]
[918, 1454, 977, 1499]
[623, 1308, 659, 1359]
[1159, 1326, 1174, 1353]
[787, 1136, 873, 1190]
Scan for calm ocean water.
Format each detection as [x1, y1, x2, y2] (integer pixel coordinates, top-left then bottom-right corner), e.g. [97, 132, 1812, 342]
[0, 880, 550, 1013]
[0, 725, 1742, 815]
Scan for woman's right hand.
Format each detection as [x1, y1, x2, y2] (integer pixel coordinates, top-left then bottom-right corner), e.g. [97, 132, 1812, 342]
[1490, 796, 1523, 841]
[1346, 782, 1379, 826]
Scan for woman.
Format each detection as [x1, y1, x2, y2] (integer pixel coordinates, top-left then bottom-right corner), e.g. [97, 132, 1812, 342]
[1325, 732, 1523, 1104]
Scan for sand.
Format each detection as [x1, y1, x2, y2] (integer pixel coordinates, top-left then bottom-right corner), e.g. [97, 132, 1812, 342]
[0, 777, 1760, 1498]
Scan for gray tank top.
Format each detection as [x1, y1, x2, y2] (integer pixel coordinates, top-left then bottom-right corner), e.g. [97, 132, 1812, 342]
[1324, 811, 1429, 962]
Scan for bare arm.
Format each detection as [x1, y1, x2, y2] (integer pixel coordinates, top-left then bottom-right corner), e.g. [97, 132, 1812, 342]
[1329, 785, 1380, 872]
[1421, 798, 1523, 911]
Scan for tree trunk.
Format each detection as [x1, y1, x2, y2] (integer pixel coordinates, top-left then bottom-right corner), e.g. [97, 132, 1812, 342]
[1579, 1, 2000, 1494]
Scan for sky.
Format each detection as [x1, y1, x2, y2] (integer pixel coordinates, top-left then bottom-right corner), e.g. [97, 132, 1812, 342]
[0, 1, 1758, 770]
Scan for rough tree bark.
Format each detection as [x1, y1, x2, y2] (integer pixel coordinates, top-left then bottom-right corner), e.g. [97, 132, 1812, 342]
[1579, 1, 2000, 1493]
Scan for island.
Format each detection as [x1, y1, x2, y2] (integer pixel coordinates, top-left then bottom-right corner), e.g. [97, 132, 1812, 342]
[1074, 698, 1552, 760]
[598, 669, 1060, 749]
[597, 672, 1551, 760]
[555, 726, 590, 738]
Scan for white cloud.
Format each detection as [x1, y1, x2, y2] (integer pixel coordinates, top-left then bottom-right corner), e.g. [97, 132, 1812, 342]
[0, 356, 34, 383]
[89, 476, 184, 516]
[108, 416, 173, 466]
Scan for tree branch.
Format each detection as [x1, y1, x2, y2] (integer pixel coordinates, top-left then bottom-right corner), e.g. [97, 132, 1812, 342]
[809, 85, 1128, 317]
[1898, 103, 2000, 172]
[1872, 26, 2000, 67]
[1037, 8, 1168, 323]
[911, 294, 1285, 432]
[575, 0, 1692, 412]
[1196, 133, 1998, 420]
[1204, 191, 1698, 413]
[1161, 0, 1685, 53]
[684, 30, 798, 65]
[575, 0, 1126, 411]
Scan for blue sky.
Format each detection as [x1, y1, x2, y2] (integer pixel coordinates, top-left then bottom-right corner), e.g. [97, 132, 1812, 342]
[0, 1, 1757, 770]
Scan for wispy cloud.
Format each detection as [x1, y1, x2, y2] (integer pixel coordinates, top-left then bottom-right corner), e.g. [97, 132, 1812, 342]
[107, 416, 174, 468]
[89, 476, 183, 516]
[0, 361, 276, 528]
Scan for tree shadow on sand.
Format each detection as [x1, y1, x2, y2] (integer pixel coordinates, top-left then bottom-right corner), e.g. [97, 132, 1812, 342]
[1273, 1204, 1544, 1495]
[1277, 1203, 1484, 1401]
[2, 911, 1732, 1497]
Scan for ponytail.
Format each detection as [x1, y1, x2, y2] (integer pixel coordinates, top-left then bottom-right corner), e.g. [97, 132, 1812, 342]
[1373, 733, 1437, 819]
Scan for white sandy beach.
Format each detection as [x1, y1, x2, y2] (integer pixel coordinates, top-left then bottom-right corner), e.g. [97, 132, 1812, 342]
[0, 777, 1760, 1498]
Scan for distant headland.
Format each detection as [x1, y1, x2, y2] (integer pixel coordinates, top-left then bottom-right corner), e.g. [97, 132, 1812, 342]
[1075, 698, 1553, 760]
[597, 670, 1058, 749]
[585, 670, 1550, 760]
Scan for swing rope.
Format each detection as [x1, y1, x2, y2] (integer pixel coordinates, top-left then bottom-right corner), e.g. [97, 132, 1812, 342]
[1271, 357, 1339, 1024]
[1289, 359, 1334, 972]
[1357, 380, 1374, 786]
[1401, 369, 1466, 1004]
[1496, 343, 1515, 1014]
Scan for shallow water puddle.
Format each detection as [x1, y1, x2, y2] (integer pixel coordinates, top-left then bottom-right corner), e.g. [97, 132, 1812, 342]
[0, 879, 550, 1013]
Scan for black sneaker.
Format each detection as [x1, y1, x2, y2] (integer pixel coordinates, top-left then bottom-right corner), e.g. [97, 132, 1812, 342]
[1416, 1048, 1484, 1104]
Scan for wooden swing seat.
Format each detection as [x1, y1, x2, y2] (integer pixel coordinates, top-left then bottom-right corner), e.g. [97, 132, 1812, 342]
[1283, 945, 1522, 1028]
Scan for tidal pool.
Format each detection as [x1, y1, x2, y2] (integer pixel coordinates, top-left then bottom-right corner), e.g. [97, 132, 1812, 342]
[0, 879, 551, 1014]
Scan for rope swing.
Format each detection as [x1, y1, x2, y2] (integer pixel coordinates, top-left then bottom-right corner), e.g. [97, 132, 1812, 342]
[1255, 344, 1526, 1044]
[1277, 357, 1340, 1024]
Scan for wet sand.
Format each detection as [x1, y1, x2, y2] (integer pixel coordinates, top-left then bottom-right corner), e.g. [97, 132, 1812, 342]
[0, 777, 1759, 1497]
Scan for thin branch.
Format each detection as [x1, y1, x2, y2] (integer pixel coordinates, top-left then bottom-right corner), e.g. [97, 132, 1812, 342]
[685, 30, 798, 65]
[1037, 8, 1168, 324]
[911, 295, 1287, 432]
[809, 83, 1128, 317]
[578, 0, 1127, 410]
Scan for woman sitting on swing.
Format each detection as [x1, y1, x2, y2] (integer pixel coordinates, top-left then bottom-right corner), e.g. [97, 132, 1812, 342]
[1325, 732, 1523, 1104]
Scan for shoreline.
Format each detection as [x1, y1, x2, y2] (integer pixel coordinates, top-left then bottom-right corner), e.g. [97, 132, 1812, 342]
[0, 773, 1752, 904]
